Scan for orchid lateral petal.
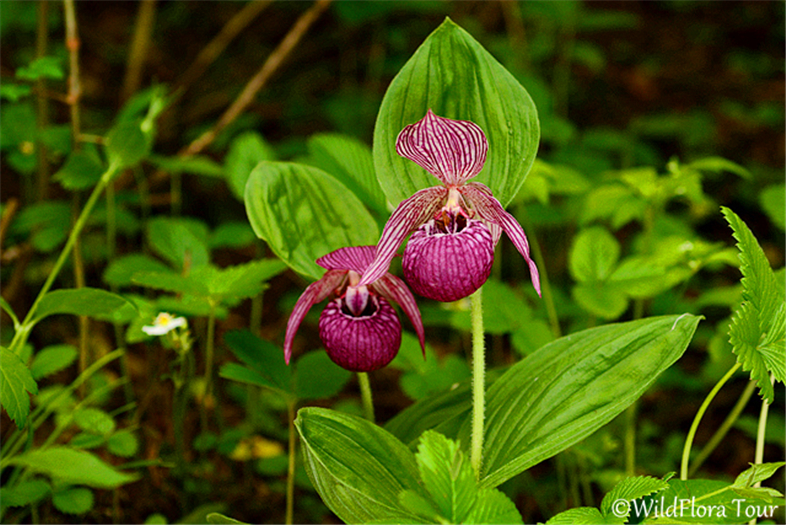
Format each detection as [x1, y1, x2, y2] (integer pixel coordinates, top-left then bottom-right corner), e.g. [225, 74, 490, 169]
[372, 274, 426, 356]
[283, 269, 346, 364]
[358, 186, 448, 287]
[396, 109, 488, 187]
[463, 183, 541, 296]
[317, 245, 376, 273]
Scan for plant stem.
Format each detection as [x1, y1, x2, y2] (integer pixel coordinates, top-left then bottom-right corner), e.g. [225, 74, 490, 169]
[357, 372, 375, 423]
[624, 400, 637, 476]
[690, 379, 757, 476]
[286, 399, 297, 525]
[9, 166, 117, 354]
[470, 286, 486, 480]
[680, 362, 741, 480]
[749, 374, 774, 525]
[522, 214, 561, 339]
[201, 301, 217, 435]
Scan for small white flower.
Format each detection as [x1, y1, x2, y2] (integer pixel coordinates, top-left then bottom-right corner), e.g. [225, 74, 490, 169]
[142, 312, 187, 336]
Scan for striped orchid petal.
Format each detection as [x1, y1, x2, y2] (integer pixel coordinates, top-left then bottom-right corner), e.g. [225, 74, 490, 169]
[317, 245, 375, 273]
[372, 274, 426, 355]
[358, 185, 448, 287]
[396, 109, 488, 187]
[463, 182, 541, 296]
[284, 269, 346, 364]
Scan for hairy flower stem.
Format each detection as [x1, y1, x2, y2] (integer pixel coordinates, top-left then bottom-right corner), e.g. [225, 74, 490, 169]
[681, 362, 741, 480]
[470, 287, 485, 480]
[358, 372, 375, 423]
[286, 399, 297, 525]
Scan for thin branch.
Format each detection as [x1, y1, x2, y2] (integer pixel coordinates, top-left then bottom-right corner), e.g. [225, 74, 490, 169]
[36, 0, 51, 201]
[180, 0, 332, 158]
[0, 198, 20, 253]
[121, 0, 158, 103]
[63, 0, 81, 143]
[176, 0, 272, 94]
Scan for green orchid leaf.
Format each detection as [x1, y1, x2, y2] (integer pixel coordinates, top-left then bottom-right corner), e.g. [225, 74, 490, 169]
[307, 133, 388, 219]
[244, 161, 379, 279]
[226, 131, 276, 201]
[374, 17, 540, 207]
[296, 407, 422, 524]
[474, 314, 701, 488]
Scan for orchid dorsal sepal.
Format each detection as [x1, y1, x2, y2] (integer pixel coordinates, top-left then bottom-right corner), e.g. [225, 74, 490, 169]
[396, 109, 488, 187]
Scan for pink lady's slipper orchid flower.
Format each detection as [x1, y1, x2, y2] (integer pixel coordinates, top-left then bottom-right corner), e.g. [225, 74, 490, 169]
[359, 110, 541, 302]
[284, 246, 425, 372]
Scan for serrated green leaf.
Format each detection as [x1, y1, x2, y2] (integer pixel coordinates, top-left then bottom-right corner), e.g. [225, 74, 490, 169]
[572, 283, 629, 319]
[105, 120, 151, 170]
[642, 478, 784, 524]
[307, 133, 388, 218]
[416, 431, 476, 522]
[33, 288, 134, 323]
[103, 254, 174, 288]
[294, 352, 352, 400]
[52, 487, 94, 515]
[468, 487, 524, 524]
[16, 56, 64, 81]
[374, 18, 539, 208]
[475, 314, 700, 488]
[131, 270, 209, 296]
[208, 221, 256, 249]
[8, 446, 139, 488]
[600, 476, 670, 520]
[70, 432, 106, 449]
[199, 259, 287, 300]
[244, 161, 379, 279]
[570, 226, 620, 283]
[1, 346, 39, 428]
[723, 206, 785, 402]
[148, 154, 224, 178]
[147, 217, 210, 270]
[546, 507, 607, 524]
[107, 430, 139, 457]
[30, 344, 78, 380]
[10, 201, 71, 253]
[53, 148, 104, 190]
[222, 330, 292, 393]
[206, 513, 248, 525]
[0, 83, 32, 102]
[74, 407, 116, 435]
[733, 462, 785, 489]
[0, 479, 51, 507]
[687, 157, 751, 179]
[226, 131, 276, 201]
[760, 184, 785, 230]
[295, 407, 422, 524]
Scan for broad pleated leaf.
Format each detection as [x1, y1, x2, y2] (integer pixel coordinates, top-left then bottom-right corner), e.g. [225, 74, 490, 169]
[474, 314, 701, 488]
[374, 17, 540, 207]
[245, 162, 379, 280]
[308, 133, 388, 218]
[296, 407, 422, 524]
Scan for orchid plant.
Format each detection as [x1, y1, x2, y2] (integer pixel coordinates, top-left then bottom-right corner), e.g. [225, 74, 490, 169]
[241, 17, 784, 525]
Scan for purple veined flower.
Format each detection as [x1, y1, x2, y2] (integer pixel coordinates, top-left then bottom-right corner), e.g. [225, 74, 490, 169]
[359, 109, 541, 302]
[284, 246, 425, 372]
